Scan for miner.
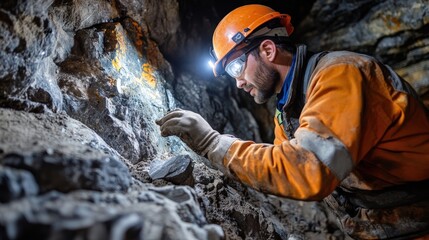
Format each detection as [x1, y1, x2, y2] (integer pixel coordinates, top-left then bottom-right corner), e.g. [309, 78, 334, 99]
[156, 4, 429, 239]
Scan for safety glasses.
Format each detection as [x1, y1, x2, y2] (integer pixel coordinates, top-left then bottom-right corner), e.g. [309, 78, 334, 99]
[225, 53, 248, 78]
[225, 43, 260, 78]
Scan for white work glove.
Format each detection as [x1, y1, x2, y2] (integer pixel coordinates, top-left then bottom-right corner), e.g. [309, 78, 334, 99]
[155, 109, 236, 169]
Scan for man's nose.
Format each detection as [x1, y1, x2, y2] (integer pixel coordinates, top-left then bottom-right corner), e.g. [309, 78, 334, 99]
[235, 78, 246, 89]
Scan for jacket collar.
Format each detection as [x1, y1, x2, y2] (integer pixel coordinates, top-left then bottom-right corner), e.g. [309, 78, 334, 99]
[276, 44, 308, 111]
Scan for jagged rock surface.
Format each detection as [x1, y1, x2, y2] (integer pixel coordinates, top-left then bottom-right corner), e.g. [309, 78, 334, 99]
[297, 0, 429, 106]
[0, 0, 427, 239]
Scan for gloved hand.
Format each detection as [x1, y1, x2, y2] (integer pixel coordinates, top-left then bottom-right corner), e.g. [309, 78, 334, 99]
[155, 109, 236, 168]
[156, 109, 217, 155]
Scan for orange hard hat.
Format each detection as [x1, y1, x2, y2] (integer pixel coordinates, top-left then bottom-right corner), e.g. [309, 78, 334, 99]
[211, 4, 294, 76]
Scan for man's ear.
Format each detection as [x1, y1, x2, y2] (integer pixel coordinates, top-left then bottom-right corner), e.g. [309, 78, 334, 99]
[259, 39, 277, 62]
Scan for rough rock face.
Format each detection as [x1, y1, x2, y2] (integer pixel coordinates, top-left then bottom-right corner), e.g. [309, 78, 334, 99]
[0, 0, 428, 240]
[297, 0, 429, 106]
[0, 187, 223, 240]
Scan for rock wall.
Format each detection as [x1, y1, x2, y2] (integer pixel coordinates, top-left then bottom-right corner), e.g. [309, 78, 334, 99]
[0, 0, 428, 240]
[297, 0, 429, 106]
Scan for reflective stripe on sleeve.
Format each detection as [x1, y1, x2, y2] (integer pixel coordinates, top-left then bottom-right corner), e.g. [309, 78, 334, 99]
[292, 129, 353, 180]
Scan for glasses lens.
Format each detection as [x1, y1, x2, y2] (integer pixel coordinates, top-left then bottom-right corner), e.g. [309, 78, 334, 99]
[225, 54, 246, 78]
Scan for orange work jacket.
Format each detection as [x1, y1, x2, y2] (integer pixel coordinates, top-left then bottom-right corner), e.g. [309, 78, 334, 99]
[220, 51, 429, 200]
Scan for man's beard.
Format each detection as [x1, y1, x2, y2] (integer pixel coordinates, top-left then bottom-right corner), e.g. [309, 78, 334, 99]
[252, 60, 280, 104]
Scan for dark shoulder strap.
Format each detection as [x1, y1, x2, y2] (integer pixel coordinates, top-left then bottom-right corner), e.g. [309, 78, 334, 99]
[301, 51, 329, 106]
[281, 51, 329, 139]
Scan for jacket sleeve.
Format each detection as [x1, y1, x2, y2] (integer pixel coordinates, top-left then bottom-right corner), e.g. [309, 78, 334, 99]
[218, 63, 372, 201]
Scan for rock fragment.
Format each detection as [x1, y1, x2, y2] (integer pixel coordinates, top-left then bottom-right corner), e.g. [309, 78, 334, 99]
[149, 155, 194, 186]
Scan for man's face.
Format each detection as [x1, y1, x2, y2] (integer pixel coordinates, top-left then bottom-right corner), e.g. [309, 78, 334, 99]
[236, 52, 280, 104]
